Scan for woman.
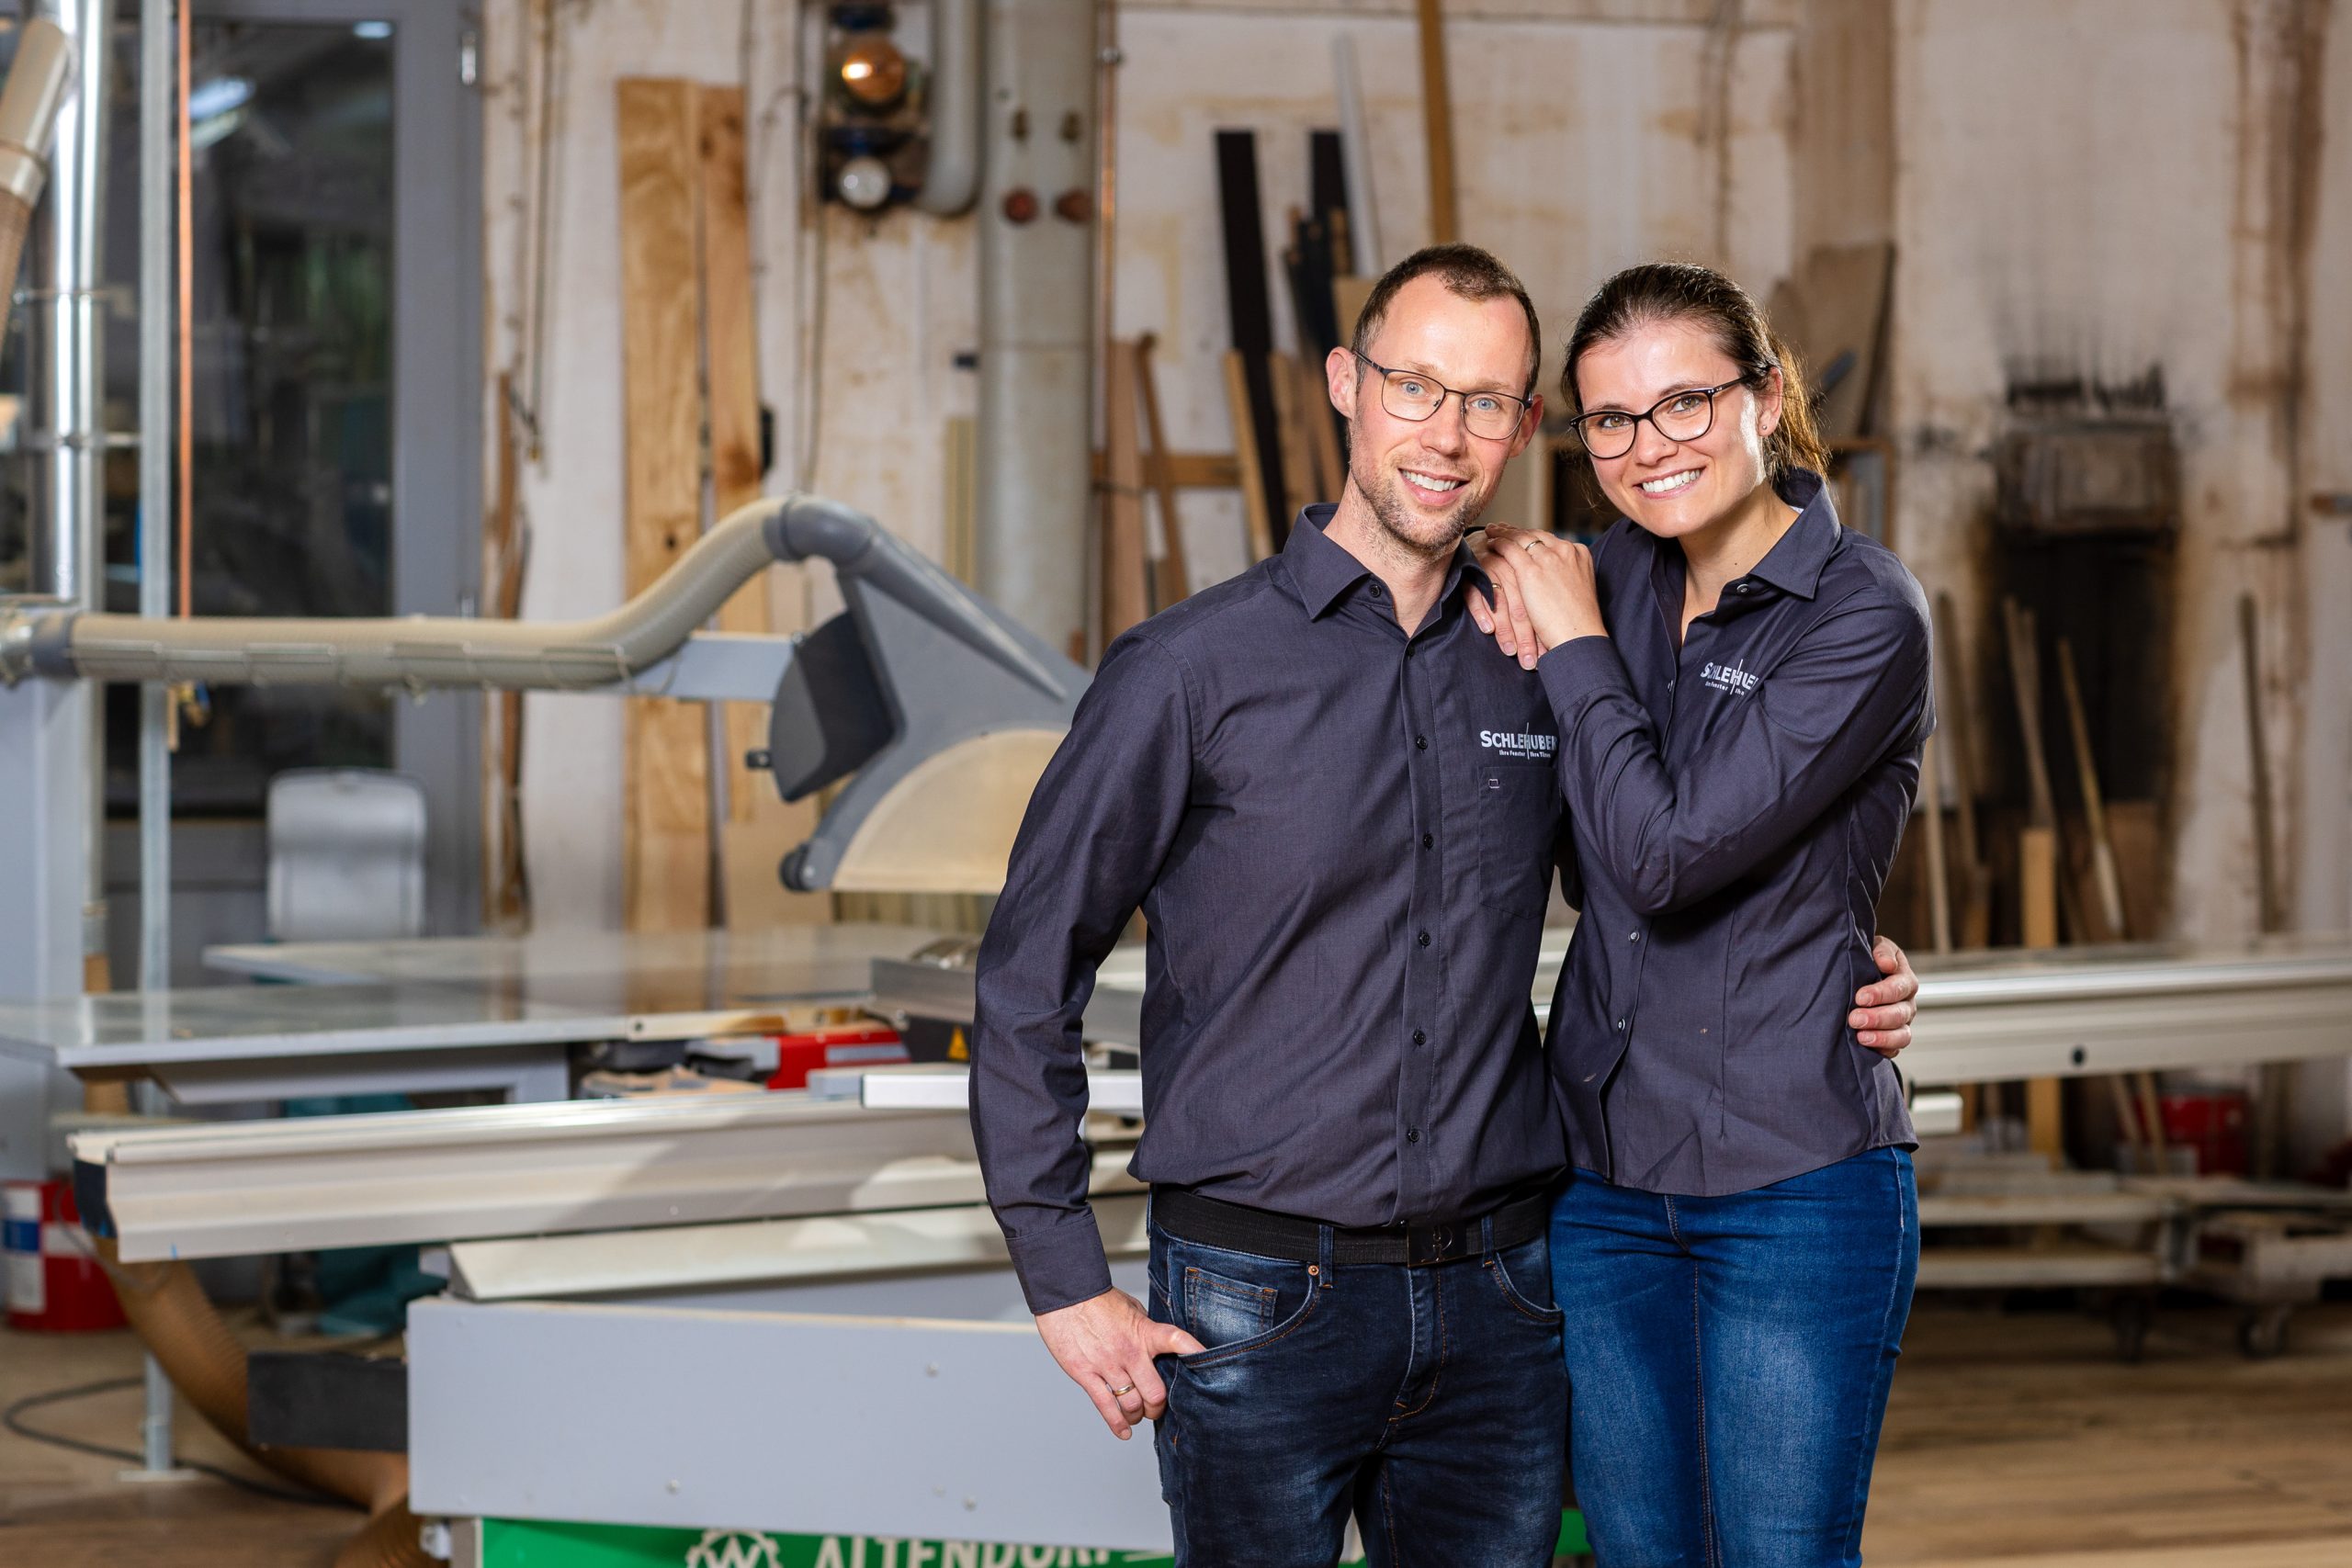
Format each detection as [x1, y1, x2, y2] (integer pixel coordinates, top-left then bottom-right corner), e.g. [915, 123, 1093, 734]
[1471, 261, 1932, 1566]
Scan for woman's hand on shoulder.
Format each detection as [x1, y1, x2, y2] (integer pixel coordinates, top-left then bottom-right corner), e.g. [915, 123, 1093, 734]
[1467, 526, 1545, 669]
[1470, 525, 1608, 669]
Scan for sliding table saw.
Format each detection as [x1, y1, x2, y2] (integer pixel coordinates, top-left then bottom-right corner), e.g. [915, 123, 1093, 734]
[53, 927, 2352, 1563]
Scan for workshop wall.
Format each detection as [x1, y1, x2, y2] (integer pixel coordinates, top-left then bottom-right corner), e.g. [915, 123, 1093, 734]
[480, 0, 1802, 931]
[1888, 0, 2343, 944]
[1886, 0, 2348, 1148]
[478, 3, 2346, 1037]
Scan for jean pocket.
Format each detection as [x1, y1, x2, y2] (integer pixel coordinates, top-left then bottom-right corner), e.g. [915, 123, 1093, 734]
[1166, 1246, 1317, 1370]
[1485, 1238, 1564, 1325]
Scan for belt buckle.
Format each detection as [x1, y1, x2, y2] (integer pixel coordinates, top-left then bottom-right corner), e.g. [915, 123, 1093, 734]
[1405, 1221, 1455, 1268]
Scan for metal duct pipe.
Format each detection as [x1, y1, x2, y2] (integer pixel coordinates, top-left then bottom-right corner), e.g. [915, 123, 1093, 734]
[912, 0, 979, 215]
[0, 17, 72, 360]
[136, 0, 171, 998]
[0, 494, 989, 693]
[29, 0, 107, 614]
[30, 0, 112, 984]
[974, 0, 1096, 656]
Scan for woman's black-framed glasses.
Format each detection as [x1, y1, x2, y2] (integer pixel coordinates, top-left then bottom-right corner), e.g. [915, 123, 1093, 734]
[1566, 378, 1751, 460]
[1351, 351, 1532, 441]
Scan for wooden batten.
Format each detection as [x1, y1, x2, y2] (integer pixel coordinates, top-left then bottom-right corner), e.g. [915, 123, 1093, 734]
[1224, 350, 1277, 561]
[1415, 0, 1458, 244]
[1266, 349, 1313, 525]
[1133, 333, 1190, 607]
[1101, 341, 1149, 644]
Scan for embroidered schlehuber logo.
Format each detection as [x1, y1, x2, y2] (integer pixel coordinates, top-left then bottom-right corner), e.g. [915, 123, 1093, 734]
[1479, 728, 1557, 757]
[1700, 660, 1759, 695]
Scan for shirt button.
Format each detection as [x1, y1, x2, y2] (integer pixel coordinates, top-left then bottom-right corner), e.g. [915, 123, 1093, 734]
[1412, 1029, 1427, 1045]
[1420, 833, 1433, 850]
[1629, 931, 1642, 942]
[1616, 1018, 1627, 1031]
[1406, 1128, 1420, 1144]
[1667, 678, 1676, 689]
[1417, 931, 1431, 947]
[1369, 581, 1385, 598]
[1414, 736, 1427, 750]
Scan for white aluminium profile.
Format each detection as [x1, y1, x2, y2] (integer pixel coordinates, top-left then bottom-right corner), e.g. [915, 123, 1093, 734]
[71, 1093, 997, 1263]
[822, 1063, 1146, 1115]
[446, 1157, 1148, 1303]
[1898, 946, 2352, 1087]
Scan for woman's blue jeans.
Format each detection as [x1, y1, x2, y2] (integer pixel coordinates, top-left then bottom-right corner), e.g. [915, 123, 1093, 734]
[1550, 1148, 1918, 1567]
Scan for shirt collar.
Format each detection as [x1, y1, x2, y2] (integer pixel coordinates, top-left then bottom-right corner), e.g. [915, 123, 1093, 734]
[1743, 467, 1840, 601]
[1281, 503, 1486, 620]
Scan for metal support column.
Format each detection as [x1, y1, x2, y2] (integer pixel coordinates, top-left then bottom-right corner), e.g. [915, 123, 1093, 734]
[130, 0, 186, 1482]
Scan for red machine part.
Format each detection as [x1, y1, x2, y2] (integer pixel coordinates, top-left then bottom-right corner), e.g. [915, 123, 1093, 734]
[764, 1025, 910, 1091]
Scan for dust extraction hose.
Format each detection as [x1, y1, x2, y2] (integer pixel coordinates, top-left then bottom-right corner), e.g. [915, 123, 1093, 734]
[0, 492, 888, 688]
[98, 1245, 431, 1568]
[0, 489, 1069, 702]
[0, 17, 72, 364]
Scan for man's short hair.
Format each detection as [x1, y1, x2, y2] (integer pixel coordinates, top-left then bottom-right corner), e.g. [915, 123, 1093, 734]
[1349, 243, 1543, 400]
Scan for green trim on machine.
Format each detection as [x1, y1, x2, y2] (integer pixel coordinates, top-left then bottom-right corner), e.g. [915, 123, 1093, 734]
[479, 1511, 1589, 1566]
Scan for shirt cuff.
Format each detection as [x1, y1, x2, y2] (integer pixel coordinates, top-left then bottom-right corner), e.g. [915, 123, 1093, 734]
[1536, 634, 1636, 733]
[1002, 1208, 1114, 1316]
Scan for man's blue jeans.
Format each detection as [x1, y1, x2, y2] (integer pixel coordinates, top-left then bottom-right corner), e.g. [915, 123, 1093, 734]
[1550, 1148, 1918, 1567]
[1147, 1211, 1568, 1567]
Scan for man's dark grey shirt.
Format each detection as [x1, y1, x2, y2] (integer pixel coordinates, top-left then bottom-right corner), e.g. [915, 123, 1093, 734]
[973, 507, 1571, 1314]
[1536, 469, 1932, 1197]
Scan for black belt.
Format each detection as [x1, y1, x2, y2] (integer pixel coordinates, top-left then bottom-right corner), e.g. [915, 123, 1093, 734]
[1151, 1186, 1551, 1269]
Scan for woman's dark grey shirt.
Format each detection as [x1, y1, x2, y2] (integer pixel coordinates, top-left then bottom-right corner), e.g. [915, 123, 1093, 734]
[1536, 468, 1933, 1197]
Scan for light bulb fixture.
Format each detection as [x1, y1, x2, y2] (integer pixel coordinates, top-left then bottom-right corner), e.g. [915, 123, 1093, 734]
[833, 32, 907, 111]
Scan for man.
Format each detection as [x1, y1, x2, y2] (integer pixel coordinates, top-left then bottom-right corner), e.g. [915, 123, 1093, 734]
[970, 244, 1919, 1566]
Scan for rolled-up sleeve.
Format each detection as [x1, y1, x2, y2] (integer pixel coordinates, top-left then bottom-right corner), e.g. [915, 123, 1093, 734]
[1536, 593, 1930, 917]
[971, 633, 1196, 1314]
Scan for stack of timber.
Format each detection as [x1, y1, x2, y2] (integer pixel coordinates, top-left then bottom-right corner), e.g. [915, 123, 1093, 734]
[1215, 127, 1366, 570]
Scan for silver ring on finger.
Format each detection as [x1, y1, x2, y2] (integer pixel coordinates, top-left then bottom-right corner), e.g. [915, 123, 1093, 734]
[1109, 1382, 1136, 1399]
[1521, 536, 1542, 553]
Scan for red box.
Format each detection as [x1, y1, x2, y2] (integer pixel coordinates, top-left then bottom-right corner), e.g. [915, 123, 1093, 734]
[764, 1025, 910, 1090]
[2159, 1091, 2251, 1177]
[5, 1179, 127, 1333]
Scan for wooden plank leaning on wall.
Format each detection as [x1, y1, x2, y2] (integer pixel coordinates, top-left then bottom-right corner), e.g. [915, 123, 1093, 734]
[616, 79, 711, 932]
[700, 84, 826, 927]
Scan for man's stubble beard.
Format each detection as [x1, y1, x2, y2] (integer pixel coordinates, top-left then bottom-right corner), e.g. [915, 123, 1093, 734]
[1351, 442, 1489, 564]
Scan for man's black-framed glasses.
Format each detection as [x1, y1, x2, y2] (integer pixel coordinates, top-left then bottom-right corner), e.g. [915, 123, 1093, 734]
[1351, 351, 1532, 441]
[1566, 378, 1752, 460]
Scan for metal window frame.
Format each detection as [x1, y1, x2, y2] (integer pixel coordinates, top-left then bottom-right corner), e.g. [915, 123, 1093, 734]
[198, 0, 484, 935]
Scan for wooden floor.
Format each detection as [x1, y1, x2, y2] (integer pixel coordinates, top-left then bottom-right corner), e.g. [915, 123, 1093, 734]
[1864, 1302, 2352, 1566]
[0, 1307, 361, 1566]
[5, 1302, 2350, 1565]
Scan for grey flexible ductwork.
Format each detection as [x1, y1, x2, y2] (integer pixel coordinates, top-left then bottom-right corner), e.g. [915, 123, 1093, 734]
[0, 493, 1062, 696]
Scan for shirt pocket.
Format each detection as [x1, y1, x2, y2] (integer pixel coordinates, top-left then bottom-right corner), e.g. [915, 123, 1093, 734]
[1476, 762, 1561, 920]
